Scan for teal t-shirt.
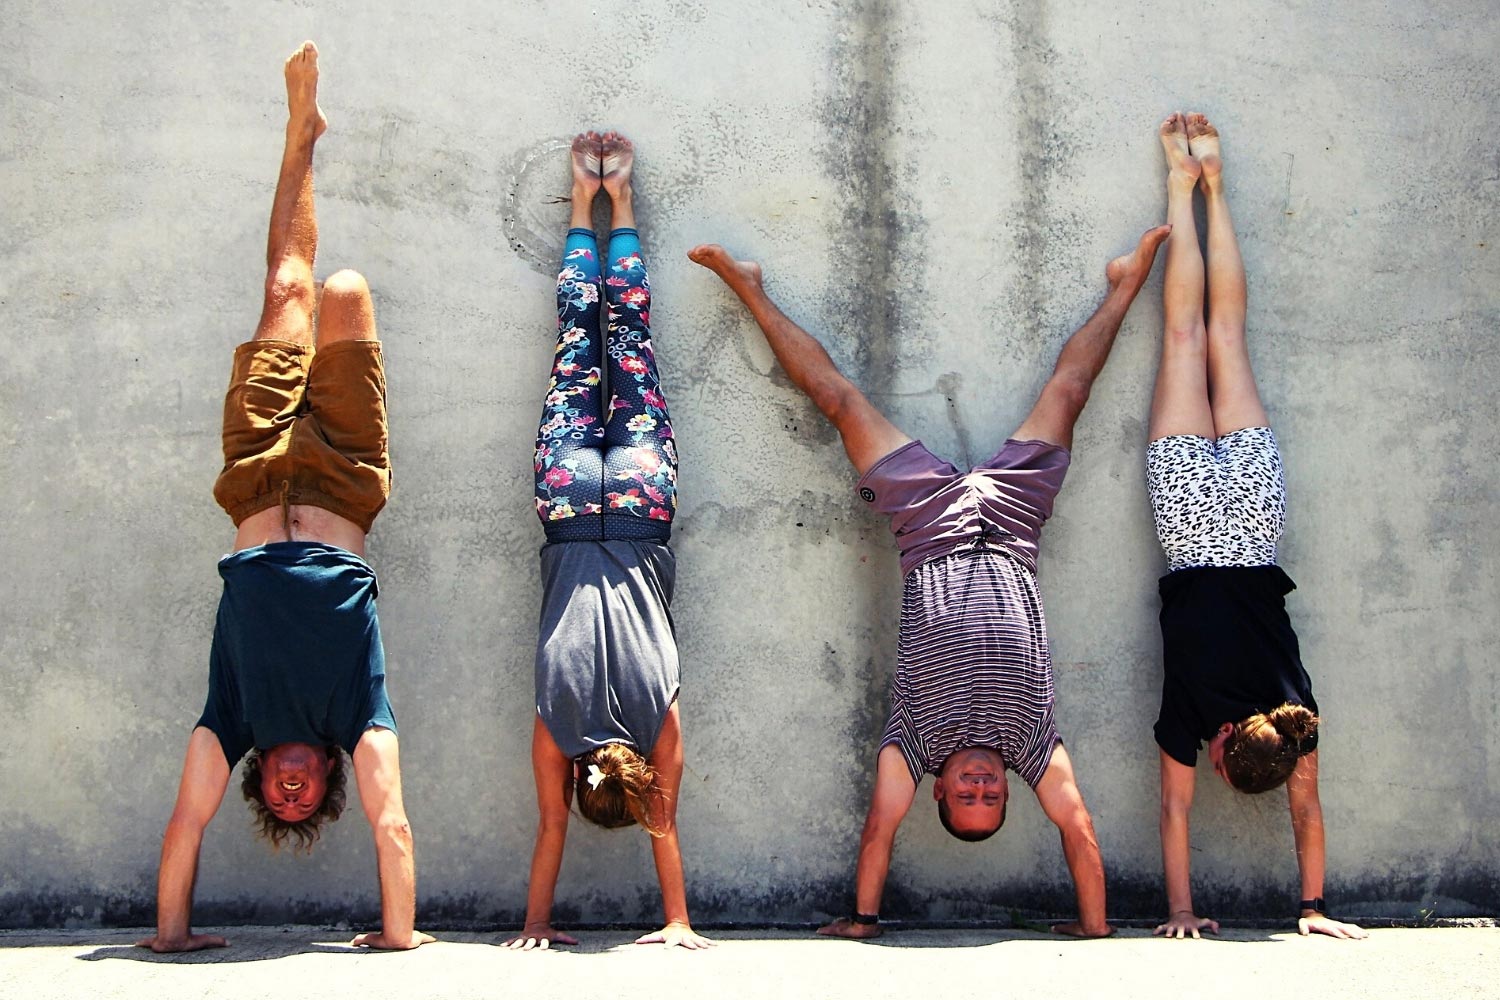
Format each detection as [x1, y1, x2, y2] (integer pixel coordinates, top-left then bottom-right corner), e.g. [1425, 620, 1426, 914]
[197, 542, 397, 765]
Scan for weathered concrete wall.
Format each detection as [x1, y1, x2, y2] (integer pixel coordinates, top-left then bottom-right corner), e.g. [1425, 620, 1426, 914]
[2, 0, 1496, 927]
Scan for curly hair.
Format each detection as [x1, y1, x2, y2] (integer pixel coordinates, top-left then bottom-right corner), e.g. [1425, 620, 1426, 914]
[240, 747, 348, 852]
[1223, 702, 1319, 794]
[574, 743, 668, 836]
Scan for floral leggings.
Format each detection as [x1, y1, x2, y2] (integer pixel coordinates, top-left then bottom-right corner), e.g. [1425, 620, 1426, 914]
[534, 227, 677, 542]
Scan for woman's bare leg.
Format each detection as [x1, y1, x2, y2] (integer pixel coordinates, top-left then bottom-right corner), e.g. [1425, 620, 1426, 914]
[1148, 113, 1215, 442]
[1189, 114, 1268, 436]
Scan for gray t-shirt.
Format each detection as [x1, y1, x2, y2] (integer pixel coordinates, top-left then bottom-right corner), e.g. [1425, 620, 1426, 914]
[535, 539, 679, 758]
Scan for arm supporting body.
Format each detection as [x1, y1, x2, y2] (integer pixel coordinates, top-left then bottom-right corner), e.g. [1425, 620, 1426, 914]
[818, 745, 917, 940]
[1035, 745, 1112, 937]
[350, 727, 432, 949]
[138, 727, 232, 953]
[637, 706, 712, 948]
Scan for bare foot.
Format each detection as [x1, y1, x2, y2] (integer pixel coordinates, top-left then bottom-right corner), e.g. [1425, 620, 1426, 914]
[1159, 112, 1198, 185]
[571, 131, 602, 200]
[687, 244, 763, 293]
[601, 131, 635, 200]
[284, 41, 327, 143]
[1106, 224, 1173, 290]
[1186, 113, 1222, 192]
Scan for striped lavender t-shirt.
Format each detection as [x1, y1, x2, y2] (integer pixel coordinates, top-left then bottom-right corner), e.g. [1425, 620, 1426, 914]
[863, 439, 1068, 788]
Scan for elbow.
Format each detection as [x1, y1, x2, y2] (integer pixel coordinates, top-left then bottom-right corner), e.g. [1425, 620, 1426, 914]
[163, 813, 208, 845]
[859, 809, 900, 846]
[537, 807, 570, 836]
[376, 814, 414, 848]
[1062, 808, 1100, 848]
[1291, 799, 1323, 828]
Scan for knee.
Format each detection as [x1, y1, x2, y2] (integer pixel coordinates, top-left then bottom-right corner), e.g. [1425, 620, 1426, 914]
[808, 376, 858, 424]
[321, 269, 371, 306]
[264, 261, 316, 313]
[1163, 323, 1207, 354]
[316, 270, 376, 343]
[1045, 373, 1093, 415]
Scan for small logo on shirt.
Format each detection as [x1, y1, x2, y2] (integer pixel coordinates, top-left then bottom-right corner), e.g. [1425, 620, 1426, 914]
[859, 487, 876, 503]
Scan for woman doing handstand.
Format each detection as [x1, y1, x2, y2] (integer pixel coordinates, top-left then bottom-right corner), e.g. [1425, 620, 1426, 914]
[1147, 112, 1365, 941]
[506, 131, 710, 951]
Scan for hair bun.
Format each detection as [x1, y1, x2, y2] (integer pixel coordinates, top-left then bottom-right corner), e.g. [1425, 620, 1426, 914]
[1269, 703, 1319, 751]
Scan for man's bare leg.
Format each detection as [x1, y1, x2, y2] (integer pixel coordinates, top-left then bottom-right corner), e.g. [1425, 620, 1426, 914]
[1188, 114, 1268, 436]
[235, 44, 366, 556]
[1148, 112, 1215, 442]
[1010, 224, 1172, 450]
[687, 245, 911, 476]
[253, 41, 327, 345]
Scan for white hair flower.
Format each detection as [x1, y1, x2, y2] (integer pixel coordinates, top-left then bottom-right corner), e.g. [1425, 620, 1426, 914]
[586, 763, 607, 791]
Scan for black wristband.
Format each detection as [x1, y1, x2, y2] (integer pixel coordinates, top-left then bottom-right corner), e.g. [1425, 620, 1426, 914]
[1298, 897, 1326, 915]
[852, 912, 880, 926]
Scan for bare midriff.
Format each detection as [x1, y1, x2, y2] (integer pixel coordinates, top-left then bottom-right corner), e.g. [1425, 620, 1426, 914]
[233, 504, 366, 558]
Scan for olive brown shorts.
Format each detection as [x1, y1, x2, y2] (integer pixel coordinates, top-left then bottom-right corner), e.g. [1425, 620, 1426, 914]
[212, 339, 390, 533]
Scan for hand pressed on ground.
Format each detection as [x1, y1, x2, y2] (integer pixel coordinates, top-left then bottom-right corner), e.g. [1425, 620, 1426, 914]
[134, 932, 228, 953]
[503, 925, 579, 951]
[816, 917, 882, 940]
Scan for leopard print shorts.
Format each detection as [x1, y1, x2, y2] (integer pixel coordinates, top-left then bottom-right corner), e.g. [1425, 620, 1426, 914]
[1146, 426, 1287, 572]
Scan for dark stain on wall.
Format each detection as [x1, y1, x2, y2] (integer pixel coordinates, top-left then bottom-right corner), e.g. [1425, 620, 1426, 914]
[1002, 0, 1055, 351]
[818, 0, 929, 396]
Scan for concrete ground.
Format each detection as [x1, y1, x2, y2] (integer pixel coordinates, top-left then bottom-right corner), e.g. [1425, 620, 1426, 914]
[1, 926, 1496, 1000]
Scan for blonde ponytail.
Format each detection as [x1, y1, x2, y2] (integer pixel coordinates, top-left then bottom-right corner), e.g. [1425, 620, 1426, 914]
[575, 743, 668, 836]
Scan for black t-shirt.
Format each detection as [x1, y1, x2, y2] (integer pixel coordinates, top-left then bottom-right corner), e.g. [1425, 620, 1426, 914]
[1155, 565, 1318, 767]
[197, 542, 397, 766]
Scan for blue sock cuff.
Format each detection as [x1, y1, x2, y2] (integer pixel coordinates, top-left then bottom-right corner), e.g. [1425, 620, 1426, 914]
[607, 228, 641, 261]
[564, 229, 599, 266]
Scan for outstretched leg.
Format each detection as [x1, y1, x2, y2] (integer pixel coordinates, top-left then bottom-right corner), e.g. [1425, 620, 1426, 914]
[253, 42, 327, 345]
[598, 133, 677, 534]
[1147, 112, 1214, 442]
[1145, 113, 1281, 571]
[1189, 114, 1268, 436]
[1010, 225, 1171, 449]
[535, 133, 607, 529]
[687, 245, 910, 476]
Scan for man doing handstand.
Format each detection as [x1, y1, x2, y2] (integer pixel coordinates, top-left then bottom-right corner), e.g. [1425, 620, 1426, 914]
[689, 223, 1168, 938]
[137, 42, 431, 953]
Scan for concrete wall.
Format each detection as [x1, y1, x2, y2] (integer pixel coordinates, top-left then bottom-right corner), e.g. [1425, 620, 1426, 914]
[2, 0, 1496, 927]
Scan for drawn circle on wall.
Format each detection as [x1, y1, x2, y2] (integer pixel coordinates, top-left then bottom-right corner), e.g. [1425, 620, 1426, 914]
[859, 487, 876, 503]
[500, 138, 576, 277]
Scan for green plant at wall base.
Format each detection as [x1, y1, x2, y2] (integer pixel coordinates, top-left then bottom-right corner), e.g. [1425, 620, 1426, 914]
[1010, 910, 1051, 933]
